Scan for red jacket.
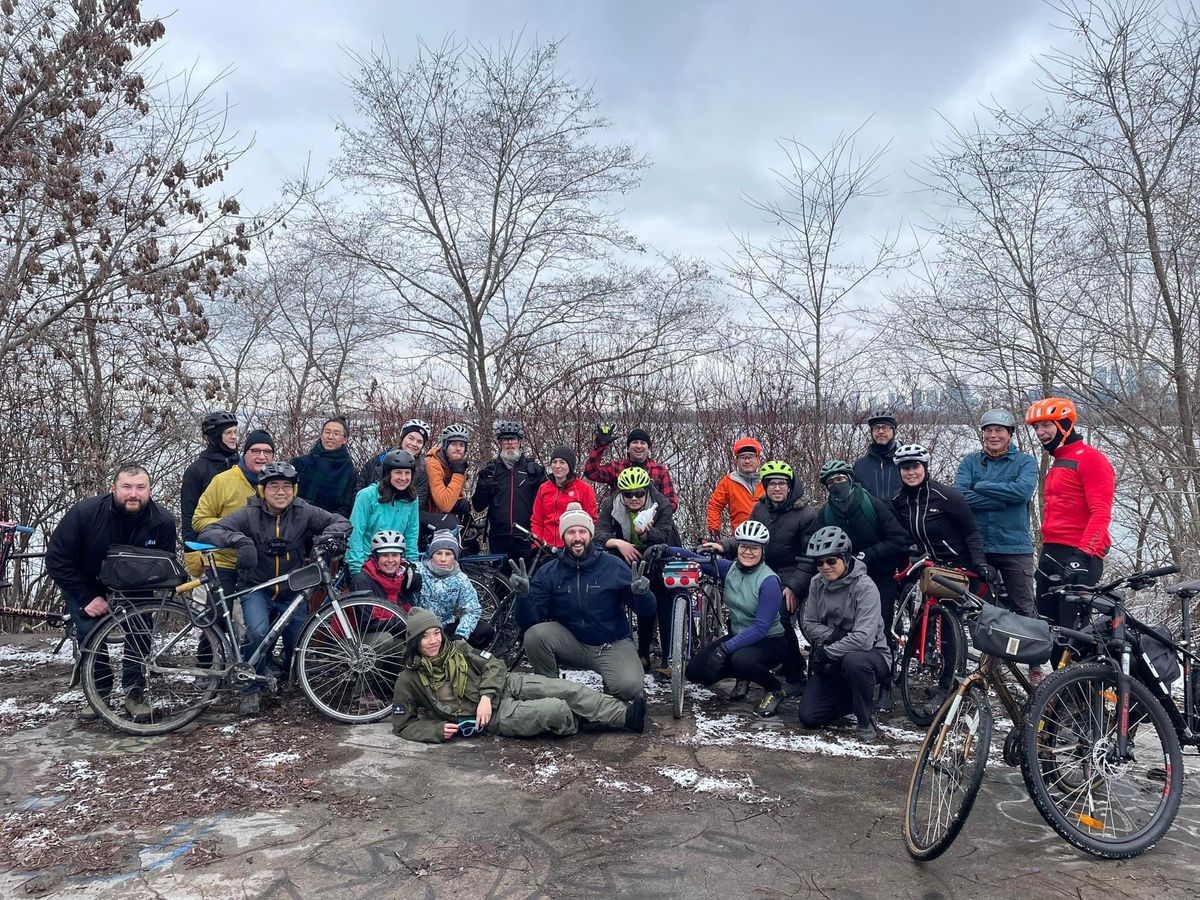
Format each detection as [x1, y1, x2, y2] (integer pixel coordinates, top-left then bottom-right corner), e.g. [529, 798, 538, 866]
[1041, 439, 1115, 558]
[583, 449, 678, 511]
[531, 477, 599, 548]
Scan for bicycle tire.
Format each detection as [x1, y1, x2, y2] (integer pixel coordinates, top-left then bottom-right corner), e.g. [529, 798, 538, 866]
[903, 681, 993, 861]
[900, 603, 967, 727]
[1018, 662, 1184, 859]
[468, 575, 500, 623]
[670, 592, 688, 719]
[296, 598, 407, 724]
[80, 599, 223, 736]
[891, 585, 919, 680]
[487, 594, 524, 670]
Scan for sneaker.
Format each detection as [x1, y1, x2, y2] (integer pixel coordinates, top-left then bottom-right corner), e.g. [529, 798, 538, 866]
[755, 690, 784, 718]
[855, 718, 878, 742]
[238, 693, 261, 717]
[730, 679, 750, 701]
[1028, 666, 1045, 687]
[624, 695, 647, 733]
[875, 684, 895, 715]
[123, 690, 152, 722]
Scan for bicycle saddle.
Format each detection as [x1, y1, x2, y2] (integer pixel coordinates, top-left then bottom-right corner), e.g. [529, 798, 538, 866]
[1168, 579, 1200, 595]
[185, 541, 218, 551]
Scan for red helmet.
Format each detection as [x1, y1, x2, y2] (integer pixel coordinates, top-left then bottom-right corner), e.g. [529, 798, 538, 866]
[1025, 397, 1077, 426]
[732, 437, 763, 458]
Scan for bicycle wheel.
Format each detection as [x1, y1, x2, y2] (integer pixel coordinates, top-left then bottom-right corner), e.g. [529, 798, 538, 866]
[296, 598, 408, 724]
[80, 599, 224, 736]
[903, 681, 993, 861]
[900, 604, 967, 727]
[670, 593, 688, 719]
[1018, 663, 1184, 859]
[891, 585, 919, 680]
[469, 574, 500, 623]
[488, 594, 524, 670]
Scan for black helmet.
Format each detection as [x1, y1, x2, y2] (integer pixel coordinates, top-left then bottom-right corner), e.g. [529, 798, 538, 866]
[866, 409, 897, 429]
[201, 410, 238, 436]
[494, 420, 524, 440]
[381, 449, 417, 475]
[257, 462, 298, 485]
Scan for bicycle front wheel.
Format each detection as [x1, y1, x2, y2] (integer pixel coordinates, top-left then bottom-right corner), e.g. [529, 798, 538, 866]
[296, 598, 407, 724]
[670, 592, 688, 719]
[80, 598, 224, 736]
[1018, 662, 1184, 859]
[900, 603, 967, 727]
[903, 681, 993, 861]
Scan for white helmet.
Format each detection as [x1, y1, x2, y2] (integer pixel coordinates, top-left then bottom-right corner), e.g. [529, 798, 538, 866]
[893, 443, 931, 466]
[733, 519, 770, 546]
[370, 530, 406, 555]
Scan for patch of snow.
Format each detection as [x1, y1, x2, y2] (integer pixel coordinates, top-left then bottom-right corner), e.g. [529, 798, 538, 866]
[0, 642, 72, 666]
[684, 709, 901, 759]
[560, 669, 604, 691]
[256, 752, 300, 768]
[51, 689, 85, 704]
[0, 697, 59, 718]
[532, 761, 559, 783]
[595, 776, 653, 794]
[218, 724, 241, 734]
[656, 766, 780, 803]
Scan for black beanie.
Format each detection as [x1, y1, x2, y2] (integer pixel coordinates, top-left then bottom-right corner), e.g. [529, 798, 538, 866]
[243, 429, 275, 453]
[627, 428, 652, 448]
[550, 446, 577, 473]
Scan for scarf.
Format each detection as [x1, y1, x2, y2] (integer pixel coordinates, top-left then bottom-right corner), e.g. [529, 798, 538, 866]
[424, 556, 461, 579]
[362, 557, 409, 607]
[415, 639, 469, 698]
[298, 440, 355, 510]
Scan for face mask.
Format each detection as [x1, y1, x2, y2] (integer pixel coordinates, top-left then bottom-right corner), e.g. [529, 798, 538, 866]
[828, 482, 853, 501]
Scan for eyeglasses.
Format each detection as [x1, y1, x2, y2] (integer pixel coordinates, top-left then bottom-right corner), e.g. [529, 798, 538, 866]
[816, 556, 842, 568]
[246, 448, 273, 456]
[621, 490, 647, 499]
[458, 719, 479, 737]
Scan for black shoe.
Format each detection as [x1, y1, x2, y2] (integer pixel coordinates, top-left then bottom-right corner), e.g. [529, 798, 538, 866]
[855, 718, 878, 742]
[730, 679, 749, 701]
[755, 690, 785, 718]
[624, 695, 647, 733]
[875, 685, 894, 715]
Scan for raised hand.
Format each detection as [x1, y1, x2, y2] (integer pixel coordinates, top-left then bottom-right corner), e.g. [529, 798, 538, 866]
[499, 558, 531, 595]
[631, 560, 651, 595]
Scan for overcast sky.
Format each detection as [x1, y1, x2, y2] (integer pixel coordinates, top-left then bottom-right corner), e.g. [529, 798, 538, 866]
[142, 0, 1062, 263]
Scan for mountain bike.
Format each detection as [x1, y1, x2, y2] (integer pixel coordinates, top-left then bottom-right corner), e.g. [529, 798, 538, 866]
[663, 549, 727, 719]
[78, 536, 407, 735]
[894, 556, 972, 726]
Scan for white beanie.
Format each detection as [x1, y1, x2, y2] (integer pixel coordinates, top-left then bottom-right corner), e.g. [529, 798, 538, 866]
[558, 502, 594, 539]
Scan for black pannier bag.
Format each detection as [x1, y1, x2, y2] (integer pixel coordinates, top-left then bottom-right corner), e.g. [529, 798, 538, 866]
[969, 602, 1054, 665]
[1135, 625, 1181, 690]
[100, 545, 188, 591]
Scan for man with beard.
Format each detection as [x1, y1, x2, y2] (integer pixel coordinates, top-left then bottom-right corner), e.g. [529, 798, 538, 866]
[472, 420, 545, 564]
[852, 410, 901, 501]
[46, 464, 177, 721]
[511, 503, 654, 701]
[180, 411, 238, 573]
[292, 415, 357, 517]
[584, 426, 678, 511]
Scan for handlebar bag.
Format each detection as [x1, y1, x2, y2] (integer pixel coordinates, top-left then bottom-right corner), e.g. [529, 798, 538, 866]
[969, 601, 1053, 665]
[919, 565, 969, 600]
[100, 545, 188, 590]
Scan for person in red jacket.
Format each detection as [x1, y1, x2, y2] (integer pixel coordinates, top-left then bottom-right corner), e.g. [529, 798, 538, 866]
[706, 437, 765, 539]
[1026, 397, 1115, 674]
[531, 447, 598, 548]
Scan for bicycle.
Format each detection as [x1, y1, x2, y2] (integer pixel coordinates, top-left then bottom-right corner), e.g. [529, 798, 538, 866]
[893, 556, 972, 726]
[0, 521, 76, 659]
[78, 535, 407, 735]
[663, 549, 727, 719]
[1018, 564, 1191, 859]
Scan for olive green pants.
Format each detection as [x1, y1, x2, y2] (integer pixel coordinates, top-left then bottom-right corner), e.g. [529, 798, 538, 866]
[492, 673, 627, 737]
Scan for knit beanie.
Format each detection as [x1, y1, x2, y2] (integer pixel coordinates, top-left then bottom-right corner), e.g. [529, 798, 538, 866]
[558, 502, 595, 539]
[243, 429, 275, 453]
[428, 529, 460, 559]
[626, 428, 652, 447]
[550, 446, 577, 474]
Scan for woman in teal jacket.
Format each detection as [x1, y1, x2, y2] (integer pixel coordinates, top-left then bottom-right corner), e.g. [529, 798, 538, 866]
[348, 450, 421, 573]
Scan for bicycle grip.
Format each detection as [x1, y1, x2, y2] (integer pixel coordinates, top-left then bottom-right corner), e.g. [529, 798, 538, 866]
[14, 524, 34, 534]
[930, 574, 967, 596]
[1138, 564, 1180, 580]
[175, 578, 202, 594]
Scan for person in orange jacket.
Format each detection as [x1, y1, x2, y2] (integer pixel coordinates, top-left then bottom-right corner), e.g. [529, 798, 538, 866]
[706, 437, 765, 539]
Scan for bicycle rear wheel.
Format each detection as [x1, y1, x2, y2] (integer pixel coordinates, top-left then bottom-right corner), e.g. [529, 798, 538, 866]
[297, 598, 407, 724]
[670, 593, 688, 719]
[900, 603, 966, 727]
[487, 594, 524, 670]
[80, 599, 224, 736]
[1018, 663, 1184, 859]
[903, 681, 993, 861]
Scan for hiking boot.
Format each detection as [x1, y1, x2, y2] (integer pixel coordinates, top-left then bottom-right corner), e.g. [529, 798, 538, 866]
[624, 695, 647, 733]
[755, 690, 785, 718]
[855, 718, 878, 742]
[239, 693, 261, 717]
[123, 689, 152, 723]
[640, 656, 652, 674]
[875, 684, 895, 715]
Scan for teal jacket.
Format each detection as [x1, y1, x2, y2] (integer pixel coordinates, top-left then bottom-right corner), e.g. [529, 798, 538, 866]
[347, 484, 420, 573]
[953, 446, 1037, 555]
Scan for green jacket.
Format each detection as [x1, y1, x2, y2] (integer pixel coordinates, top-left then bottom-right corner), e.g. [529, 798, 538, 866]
[391, 612, 508, 743]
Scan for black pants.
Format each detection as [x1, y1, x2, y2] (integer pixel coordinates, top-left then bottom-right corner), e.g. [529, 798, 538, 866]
[796, 649, 889, 728]
[686, 635, 788, 692]
[636, 582, 674, 662]
[1036, 543, 1103, 667]
[987, 552, 1036, 617]
[778, 611, 808, 686]
[870, 569, 898, 681]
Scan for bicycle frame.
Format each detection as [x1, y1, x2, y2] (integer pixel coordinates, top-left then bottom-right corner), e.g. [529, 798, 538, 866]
[896, 556, 969, 670]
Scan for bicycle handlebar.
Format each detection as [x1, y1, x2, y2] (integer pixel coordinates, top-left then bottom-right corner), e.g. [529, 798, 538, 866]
[1, 522, 35, 534]
[176, 578, 202, 593]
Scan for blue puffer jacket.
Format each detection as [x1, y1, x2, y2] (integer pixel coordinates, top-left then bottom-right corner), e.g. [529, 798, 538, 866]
[414, 560, 480, 639]
[347, 484, 420, 573]
[953, 446, 1038, 555]
[516, 545, 655, 645]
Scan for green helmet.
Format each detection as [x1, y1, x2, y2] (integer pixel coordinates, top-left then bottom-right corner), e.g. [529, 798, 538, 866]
[759, 460, 794, 484]
[818, 460, 854, 484]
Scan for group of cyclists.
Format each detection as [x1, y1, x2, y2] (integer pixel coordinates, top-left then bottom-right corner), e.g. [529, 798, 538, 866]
[40, 396, 1115, 745]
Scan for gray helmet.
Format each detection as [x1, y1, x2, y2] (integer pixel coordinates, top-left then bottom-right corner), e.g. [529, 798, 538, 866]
[866, 409, 897, 429]
[381, 449, 417, 475]
[807, 526, 853, 557]
[439, 423, 470, 446]
[257, 461, 298, 485]
[979, 408, 1017, 432]
[494, 420, 524, 440]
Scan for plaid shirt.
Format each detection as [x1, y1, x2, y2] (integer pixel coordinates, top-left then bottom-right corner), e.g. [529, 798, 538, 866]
[583, 448, 678, 511]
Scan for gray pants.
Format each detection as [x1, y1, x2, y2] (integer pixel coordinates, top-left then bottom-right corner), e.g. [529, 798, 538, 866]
[493, 673, 627, 737]
[987, 552, 1036, 617]
[522, 621, 644, 700]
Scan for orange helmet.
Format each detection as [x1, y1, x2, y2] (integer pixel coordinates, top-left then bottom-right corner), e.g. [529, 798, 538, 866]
[1025, 397, 1077, 426]
[732, 437, 763, 457]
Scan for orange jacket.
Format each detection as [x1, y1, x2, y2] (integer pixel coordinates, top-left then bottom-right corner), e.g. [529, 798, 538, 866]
[706, 472, 765, 533]
[424, 448, 468, 513]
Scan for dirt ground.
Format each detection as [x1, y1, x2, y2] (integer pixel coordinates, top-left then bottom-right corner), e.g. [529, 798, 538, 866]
[1, 633, 1199, 899]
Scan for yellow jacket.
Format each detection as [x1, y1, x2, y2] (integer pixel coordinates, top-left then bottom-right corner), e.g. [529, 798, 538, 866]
[189, 465, 256, 572]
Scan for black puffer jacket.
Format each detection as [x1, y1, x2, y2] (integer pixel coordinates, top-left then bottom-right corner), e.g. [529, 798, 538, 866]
[180, 448, 237, 543]
[815, 484, 909, 580]
[891, 477, 987, 574]
[853, 441, 900, 501]
[471, 455, 546, 541]
[744, 480, 819, 597]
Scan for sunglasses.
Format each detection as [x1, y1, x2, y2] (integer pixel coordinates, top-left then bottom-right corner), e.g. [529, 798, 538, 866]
[816, 556, 843, 568]
[621, 490, 647, 499]
[458, 718, 480, 737]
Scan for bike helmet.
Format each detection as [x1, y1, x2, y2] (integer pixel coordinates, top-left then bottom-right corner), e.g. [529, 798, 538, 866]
[439, 423, 470, 446]
[866, 409, 897, 429]
[732, 436, 763, 457]
[615, 467, 651, 492]
[759, 460, 794, 484]
[370, 530, 406, 555]
[807, 525, 853, 557]
[257, 462, 298, 485]
[381, 449, 417, 475]
[818, 460, 854, 484]
[1025, 397, 1077, 426]
[893, 443, 931, 466]
[201, 410, 238, 435]
[401, 418, 432, 444]
[733, 519, 770, 546]
[494, 420, 524, 440]
[979, 408, 1017, 432]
